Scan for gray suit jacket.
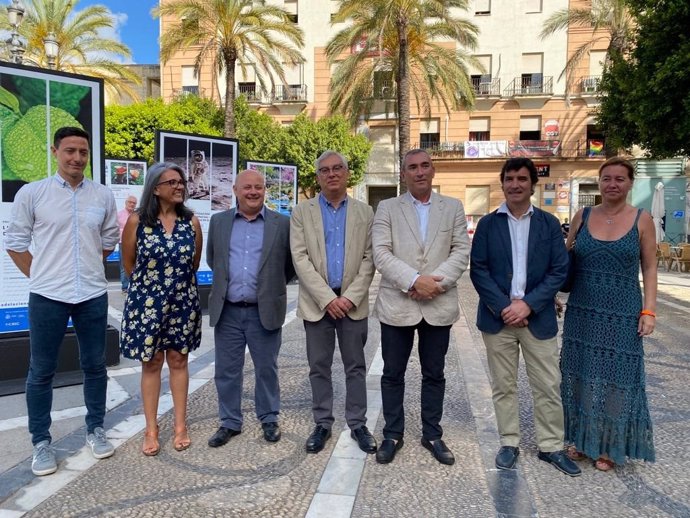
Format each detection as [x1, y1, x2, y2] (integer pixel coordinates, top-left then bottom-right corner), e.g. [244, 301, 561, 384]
[207, 207, 295, 330]
[372, 192, 470, 327]
[290, 195, 375, 322]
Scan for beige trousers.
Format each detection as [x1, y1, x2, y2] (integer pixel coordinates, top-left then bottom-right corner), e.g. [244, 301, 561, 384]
[482, 326, 565, 452]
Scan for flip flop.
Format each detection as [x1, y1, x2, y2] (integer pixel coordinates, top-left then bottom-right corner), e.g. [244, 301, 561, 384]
[142, 427, 160, 457]
[173, 427, 191, 451]
[566, 446, 587, 461]
[594, 457, 615, 471]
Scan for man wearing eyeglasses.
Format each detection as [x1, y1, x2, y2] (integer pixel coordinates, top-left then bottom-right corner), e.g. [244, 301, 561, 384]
[372, 149, 470, 465]
[5, 127, 119, 476]
[290, 150, 376, 455]
[205, 169, 295, 447]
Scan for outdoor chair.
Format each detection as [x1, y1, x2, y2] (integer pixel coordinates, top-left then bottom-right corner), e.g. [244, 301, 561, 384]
[657, 242, 672, 270]
[669, 244, 690, 273]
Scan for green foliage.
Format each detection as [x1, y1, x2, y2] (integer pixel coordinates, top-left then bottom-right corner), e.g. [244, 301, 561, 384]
[598, 0, 690, 158]
[105, 96, 224, 163]
[282, 114, 372, 198]
[2, 0, 141, 102]
[155, 0, 304, 137]
[234, 96, 284, 165]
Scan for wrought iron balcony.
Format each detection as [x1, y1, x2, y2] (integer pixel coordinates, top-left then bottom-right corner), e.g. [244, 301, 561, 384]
[415, 141, 465, 157]
[580, 76, 602, 94]
[372, 79, 396, 99]
[237, 84, 264, 103]
[504, 75, 553, 96]
[272, 84, 307, 102]
[471, 76, 500, 96]
[174, 85, 204, 97]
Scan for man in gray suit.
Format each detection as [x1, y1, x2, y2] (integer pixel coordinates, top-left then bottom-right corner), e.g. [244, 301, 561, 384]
[206, 170, 295, 446]
[291, 151, 377, 455]
[372, 149, 470, 465]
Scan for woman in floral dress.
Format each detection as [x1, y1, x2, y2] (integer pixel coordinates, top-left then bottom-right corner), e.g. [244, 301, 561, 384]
[120, 162, 202, 455]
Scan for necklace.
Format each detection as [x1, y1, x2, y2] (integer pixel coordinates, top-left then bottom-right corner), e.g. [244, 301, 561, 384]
[601, 206, 625, 224]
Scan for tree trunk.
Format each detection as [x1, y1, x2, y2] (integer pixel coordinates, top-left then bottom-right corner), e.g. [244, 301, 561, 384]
[224, 51, 237, 138]
[396, 17, 410, 195]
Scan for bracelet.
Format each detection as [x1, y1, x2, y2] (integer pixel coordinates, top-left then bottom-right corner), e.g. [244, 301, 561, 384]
[640, 310, 656, 318]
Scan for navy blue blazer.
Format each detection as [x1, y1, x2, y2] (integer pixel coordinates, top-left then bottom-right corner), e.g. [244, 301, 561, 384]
[469, 207, 568, 340]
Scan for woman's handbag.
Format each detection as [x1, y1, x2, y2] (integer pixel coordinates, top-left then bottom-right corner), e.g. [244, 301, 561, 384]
[561, 207, 590, 293]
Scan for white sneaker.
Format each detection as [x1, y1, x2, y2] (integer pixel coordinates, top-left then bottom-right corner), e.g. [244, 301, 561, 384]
[32, 440, 57, 476]
[86, 427, 115, 459]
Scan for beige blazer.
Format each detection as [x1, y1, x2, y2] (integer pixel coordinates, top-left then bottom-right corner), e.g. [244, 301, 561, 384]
[290, 195, 375, 322]
[372, 192, 470, 327]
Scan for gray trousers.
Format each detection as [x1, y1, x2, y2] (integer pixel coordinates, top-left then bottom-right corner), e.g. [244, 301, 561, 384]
[214, 303, 281, 430]
[304, 315, 368, 430]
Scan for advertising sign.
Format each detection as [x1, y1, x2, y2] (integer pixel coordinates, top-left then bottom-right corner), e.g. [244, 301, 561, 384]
[155, 130, 239, 285]
[508, 140, 561, 157]
[463, 140, 508, 159]
[0, 63, 103, 333]
[246, 160, 298, 215]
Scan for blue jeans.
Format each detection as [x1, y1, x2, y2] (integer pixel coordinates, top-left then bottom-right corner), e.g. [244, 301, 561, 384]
[26, 293, 109, 445]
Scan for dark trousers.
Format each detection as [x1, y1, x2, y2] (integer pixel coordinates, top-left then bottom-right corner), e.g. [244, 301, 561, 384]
[27, 292, 109, 445]
[304, 315, 368, 430]
[214, 303, 282, 429]
[380, 320, 451, 441]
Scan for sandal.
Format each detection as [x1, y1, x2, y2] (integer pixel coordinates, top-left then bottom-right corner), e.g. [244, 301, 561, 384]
[173, 426, 191, 451]
[142, 426, 160, 456]
[594, 457, 615, 471]
[566, 446, 587, 461]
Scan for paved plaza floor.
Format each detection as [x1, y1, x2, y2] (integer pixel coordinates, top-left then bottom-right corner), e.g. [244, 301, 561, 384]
[0, 271, 689, 517]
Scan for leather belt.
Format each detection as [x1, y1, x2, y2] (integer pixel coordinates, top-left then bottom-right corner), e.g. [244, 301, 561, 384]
[226, 300, 258, 307]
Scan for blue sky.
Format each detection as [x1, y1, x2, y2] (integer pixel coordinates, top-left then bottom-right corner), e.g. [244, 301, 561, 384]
[78, 0, 160, 64]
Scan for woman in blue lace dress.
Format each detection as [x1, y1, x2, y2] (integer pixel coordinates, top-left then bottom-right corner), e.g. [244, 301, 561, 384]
[561, 157, 657, 471]
[120, 162, 202, 456]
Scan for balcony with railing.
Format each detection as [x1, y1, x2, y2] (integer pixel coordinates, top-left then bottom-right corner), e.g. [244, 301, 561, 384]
[237, 83, 264, 104]
[580, 76, 602, 94]
[560, 139, 606, 158]
[173, 85, 205, 97]
[505, 75, 554, 97]
[471, 76, 501, 97]
[415, 141, 465, 158]
[272, 84, 308, 102]
[372, 79, 396, 99]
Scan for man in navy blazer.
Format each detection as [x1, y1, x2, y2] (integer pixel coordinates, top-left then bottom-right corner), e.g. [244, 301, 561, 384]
[206, 170, 295, 447]
[470, 158, 580, 477]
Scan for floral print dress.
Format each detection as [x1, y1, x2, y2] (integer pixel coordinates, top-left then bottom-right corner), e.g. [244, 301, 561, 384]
[120, 216, 201, 361]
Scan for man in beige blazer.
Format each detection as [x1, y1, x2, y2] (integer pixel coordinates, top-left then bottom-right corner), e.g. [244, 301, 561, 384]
[372, 149, 470, 465]
[290, 150, 377, 455]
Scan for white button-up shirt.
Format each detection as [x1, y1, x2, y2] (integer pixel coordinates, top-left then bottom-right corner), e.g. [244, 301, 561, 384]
[497, 202, 533, 300]
[5, 174, 119, 303]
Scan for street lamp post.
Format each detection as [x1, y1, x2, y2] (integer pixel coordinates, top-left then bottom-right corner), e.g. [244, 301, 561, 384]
[5, 1, 60, 69]
[6, 0, 26, 64]
[43, 32, 58, 69]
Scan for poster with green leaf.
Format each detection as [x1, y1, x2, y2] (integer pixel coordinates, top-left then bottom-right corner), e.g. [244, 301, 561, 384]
[0, 64, 103, 333]
[0, 64, 103, 203]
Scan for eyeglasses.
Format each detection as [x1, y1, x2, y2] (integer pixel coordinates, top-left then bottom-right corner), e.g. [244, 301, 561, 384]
[317, 164, 346, 176]
[157, 179, 186, 188]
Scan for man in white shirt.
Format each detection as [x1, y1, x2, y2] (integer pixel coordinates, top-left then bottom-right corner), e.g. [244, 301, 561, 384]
[5, 127, 119, 476]
[470, 157, 580, 477]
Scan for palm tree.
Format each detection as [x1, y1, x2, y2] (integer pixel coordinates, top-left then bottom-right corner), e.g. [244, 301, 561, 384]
[539, 0, 635, 97]
[1, 0, 141, 102]
[155, 0, 305, 138]
[327, 0, 479, 186]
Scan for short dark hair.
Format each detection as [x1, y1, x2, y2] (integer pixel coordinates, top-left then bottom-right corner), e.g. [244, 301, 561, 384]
[402, 148, 432, 170]
[500, 157, 538, 186]
[598, 156, 634, 180]
[53, 127, 91, 148]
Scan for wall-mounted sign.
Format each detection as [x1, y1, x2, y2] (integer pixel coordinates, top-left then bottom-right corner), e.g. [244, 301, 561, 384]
[536, 164, 550, 177]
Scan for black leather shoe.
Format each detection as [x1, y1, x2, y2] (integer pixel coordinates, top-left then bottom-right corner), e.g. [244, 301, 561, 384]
[421, 438, 455, 465]
[207, 426, 241, 448]
[538, 450, 582, 477]
[376, 438, 403, 464]
[262, 422, 281, 443]
[305, 425, 331, 453]
[495, 446, 520, 470]
[351, 425, 377, 453]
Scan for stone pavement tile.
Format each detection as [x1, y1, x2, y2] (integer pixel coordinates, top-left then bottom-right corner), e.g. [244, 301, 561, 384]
[306, 493, 355, 518]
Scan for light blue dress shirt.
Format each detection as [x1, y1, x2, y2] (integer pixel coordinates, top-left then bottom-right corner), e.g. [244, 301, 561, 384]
[319, 193, 347, 290]
[226, 208, 264, 303]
